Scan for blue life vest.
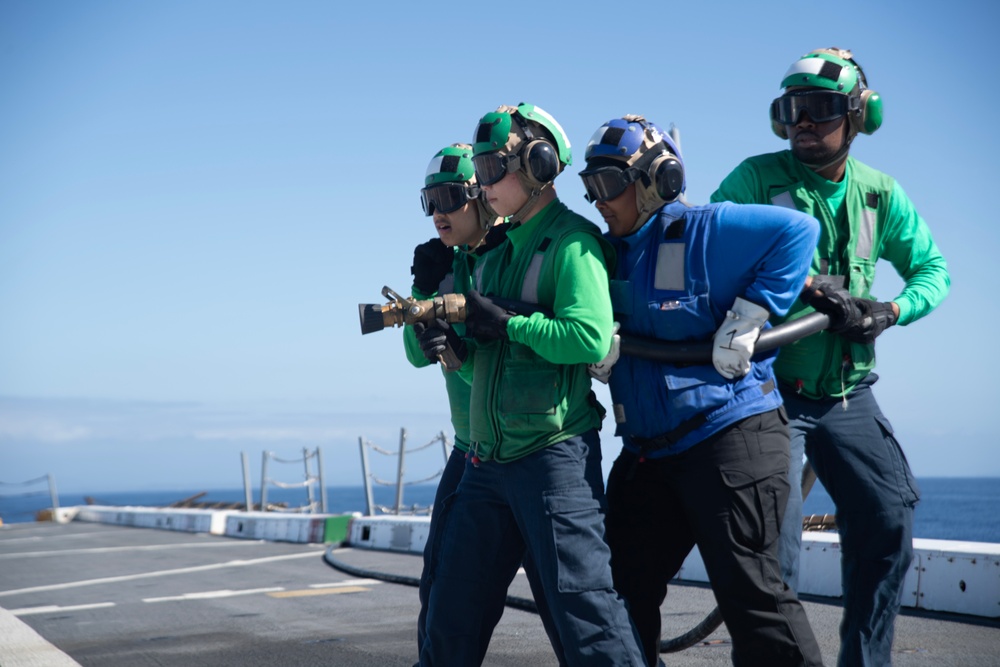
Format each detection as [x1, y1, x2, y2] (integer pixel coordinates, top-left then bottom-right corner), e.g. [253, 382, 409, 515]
[607, 202, 781, 457]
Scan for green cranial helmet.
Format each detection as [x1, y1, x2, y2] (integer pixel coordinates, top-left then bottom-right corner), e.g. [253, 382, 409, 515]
[420, 143, 500, 228]
[473, 103, 571, 165]
[780, 49, 862, 94]
[472, 103, 572, 191]
[470, 103, 571, 223]
[424, 143, 476, 187]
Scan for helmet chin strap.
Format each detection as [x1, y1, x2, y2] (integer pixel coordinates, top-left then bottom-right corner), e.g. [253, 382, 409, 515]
[628, 176, 668, 235]
[507, 172, 550, 224]
[460, 199, 497, 252]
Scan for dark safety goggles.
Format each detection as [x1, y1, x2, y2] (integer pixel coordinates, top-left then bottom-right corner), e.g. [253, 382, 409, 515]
[770, 90, 858, 125]
[579, 165, 641, 203]
[420, 182, 480, 216]
[472, 151, 519, 186]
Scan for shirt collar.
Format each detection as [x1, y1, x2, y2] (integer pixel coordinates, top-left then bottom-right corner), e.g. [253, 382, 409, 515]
[507, 198, 563, 252]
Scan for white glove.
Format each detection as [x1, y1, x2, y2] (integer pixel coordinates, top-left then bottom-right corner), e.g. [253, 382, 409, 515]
[588, 322, 621, 384]
[712, 298, 769, 380]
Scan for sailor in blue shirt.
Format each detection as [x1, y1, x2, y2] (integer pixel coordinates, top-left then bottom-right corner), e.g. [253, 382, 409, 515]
[581, 115, 823, 667]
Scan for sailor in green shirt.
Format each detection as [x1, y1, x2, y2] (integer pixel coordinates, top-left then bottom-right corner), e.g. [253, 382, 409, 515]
[416, 104, 645, 666]
[405, 143, 505, 663]
[711, 48, 950, 667]
[407, 143, 566, 666]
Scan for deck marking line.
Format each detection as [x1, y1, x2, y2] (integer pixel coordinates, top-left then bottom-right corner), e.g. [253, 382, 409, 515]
[11, 602, 116, 616]
[0, 551, 319, 597]
[144, 587, 285, 603]
[0, 529, 151, 546]
[308, 579, 382, 588]
[0, 541, 266, 560]
[268, 586, 370, 598]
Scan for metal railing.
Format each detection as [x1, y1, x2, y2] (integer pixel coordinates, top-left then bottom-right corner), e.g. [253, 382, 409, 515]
[0, 474, 60, 523]
[241, 447, 327, 514]
[358, 428, 450, 516]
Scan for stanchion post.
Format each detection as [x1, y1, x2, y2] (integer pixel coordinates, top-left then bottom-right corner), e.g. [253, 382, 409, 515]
[47, 473, 59, 512]
[303, 447, 316, 512]
[260, 451, 270, 512]
[241, 452, 253, 511]
[395, 428, 407, 515]
[359, 437, 374, 516]
[317, 446, 328, 513]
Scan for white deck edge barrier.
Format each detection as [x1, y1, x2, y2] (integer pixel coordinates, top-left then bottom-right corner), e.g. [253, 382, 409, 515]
[68, 507, 1000, 619]
[343, 515, 1000, 620]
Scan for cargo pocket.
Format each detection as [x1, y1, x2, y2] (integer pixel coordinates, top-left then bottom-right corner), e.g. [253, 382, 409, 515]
[432, 489, 463, 567]
[543, 487, 613, 593]
[500, 344, 558, 416]
[500, 367, 558, 415]
[719, 465, 788, 554]
[875, 413, 921, 506]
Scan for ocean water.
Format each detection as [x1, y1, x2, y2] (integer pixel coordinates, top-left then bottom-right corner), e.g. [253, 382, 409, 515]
[2, 478, 999, 544]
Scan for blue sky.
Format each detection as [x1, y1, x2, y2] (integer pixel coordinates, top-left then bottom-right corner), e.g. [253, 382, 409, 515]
[1, 1, 997, 495]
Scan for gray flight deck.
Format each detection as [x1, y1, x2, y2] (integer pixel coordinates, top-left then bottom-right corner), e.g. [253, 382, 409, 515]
[1, 521, 998, 666]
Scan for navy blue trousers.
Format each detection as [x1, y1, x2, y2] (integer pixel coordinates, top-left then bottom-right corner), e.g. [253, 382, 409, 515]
[419, 430, 645, 666]
[417, 447, 566, 665]
[779, 374, 918, 667]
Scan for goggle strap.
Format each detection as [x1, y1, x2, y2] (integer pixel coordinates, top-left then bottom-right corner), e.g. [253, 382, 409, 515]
[511, 111, 535, 141]
[506, 153, 522, 174]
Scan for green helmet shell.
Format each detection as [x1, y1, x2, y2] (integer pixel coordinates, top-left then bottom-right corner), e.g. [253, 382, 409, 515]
[424, 144, 476, 187]
[472, 103, 572, 166]
[780, 51, 860, 93]
[472, 112, 513, 156]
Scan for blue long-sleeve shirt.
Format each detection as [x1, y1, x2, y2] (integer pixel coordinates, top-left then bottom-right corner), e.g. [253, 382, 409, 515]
[608, 200, 819, 455]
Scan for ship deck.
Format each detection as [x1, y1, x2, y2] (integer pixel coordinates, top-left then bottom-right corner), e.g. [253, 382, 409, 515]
[1, 520, 998, 666]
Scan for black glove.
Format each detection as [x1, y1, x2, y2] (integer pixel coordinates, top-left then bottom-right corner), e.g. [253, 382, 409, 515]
[464, 290, 514, 341]
[838, 298, 897, 344]
[476, 222, 511, 256]
[801, 285, 897, 344]
[800, 283, 863, 331]
[411, 238, 453, 294]
[414, 319, 467, 365]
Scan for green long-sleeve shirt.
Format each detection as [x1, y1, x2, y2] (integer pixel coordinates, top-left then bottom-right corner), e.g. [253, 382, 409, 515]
[460, 199, 614, 461]
[402, 250, 474, 451]
[711, 151, 950, 398]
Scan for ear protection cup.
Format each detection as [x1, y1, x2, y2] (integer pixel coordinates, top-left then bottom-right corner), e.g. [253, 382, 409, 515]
[858, 89, 883, 135]
[520, 139, 559, 188]
[648, 152, 685, 202]
[847, 54, 882, 135]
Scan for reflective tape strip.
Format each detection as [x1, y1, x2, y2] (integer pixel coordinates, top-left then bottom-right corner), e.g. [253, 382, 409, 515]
[654, 243, 686, 291]
[856, 208, 875, 260]
[520, 253, 544, 304]
[771, 191, 797, 209]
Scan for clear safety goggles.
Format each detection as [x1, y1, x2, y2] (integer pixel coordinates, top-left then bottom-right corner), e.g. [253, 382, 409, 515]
[420, 182, 479, 216]
[579, 165, 641, 203]
[472, 151, 519, 186]
[770, 90, 858, 125]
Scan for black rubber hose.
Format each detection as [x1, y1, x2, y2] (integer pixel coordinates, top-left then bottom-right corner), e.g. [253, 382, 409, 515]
[324, 542, 716, 654]
[619, 312, 830, 364]
[660, 607, 724, 653]
[492, 295, 830, 365]
[322, 544, 539, 613]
